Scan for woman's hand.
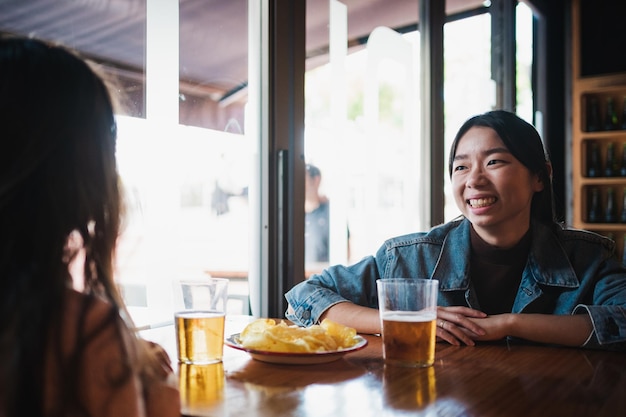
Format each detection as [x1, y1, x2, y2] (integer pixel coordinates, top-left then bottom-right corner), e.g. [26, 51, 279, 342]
[465, 314, 515, 342]
[140, 340, 174, 380]
[471, 313, 594, 347]
[436, 306, 487, 346]
[437, 311, 595, 348]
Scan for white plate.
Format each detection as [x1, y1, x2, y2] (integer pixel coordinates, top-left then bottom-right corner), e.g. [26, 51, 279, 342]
[224, 333, 368, 365]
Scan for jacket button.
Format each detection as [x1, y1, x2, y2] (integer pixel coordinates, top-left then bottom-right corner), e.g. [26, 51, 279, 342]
[302, 310, 311, 320]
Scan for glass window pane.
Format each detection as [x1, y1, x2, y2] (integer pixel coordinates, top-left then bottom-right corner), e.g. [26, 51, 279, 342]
[0, 0, 252, 327]
[116, 2, 251, 326]
[516, 2, 534, 125]
[305, 1, 426, 268]
[443, 12, 495, 222]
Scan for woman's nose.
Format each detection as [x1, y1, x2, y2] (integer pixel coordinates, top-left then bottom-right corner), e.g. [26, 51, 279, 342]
[466, 167, 487, 188]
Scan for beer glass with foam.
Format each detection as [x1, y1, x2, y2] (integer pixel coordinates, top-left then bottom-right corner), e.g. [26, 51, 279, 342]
[174, 278, 229, 364]
[377, 278, 439, 367]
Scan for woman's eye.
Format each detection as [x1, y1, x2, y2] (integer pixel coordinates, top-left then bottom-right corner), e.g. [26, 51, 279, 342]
[453, 165, 466, 172]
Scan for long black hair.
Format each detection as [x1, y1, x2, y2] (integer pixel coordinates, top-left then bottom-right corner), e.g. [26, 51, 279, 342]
[0, 36, 127, 416]
[448, 110, 556, 226]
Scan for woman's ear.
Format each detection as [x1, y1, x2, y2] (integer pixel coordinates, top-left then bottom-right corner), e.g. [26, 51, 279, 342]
[533, 162, 552, 193]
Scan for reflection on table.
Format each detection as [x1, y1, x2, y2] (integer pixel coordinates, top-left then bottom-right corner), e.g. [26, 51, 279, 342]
[140, 316, 626, 417]
[179, 362, 224, 415]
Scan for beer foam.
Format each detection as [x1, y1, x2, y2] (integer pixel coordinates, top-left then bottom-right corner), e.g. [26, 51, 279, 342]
[382, 311, 436, 322]
[175, 310, 225, 319]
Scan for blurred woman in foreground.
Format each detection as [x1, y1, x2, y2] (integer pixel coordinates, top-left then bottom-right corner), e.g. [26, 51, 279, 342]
[0, 36, 179, 416]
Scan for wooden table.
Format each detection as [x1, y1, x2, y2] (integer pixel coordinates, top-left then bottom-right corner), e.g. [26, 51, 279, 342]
[141, 316, 626, 417]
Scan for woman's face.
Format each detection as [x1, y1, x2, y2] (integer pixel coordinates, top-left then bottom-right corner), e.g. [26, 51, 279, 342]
[451, 126, 544, 247]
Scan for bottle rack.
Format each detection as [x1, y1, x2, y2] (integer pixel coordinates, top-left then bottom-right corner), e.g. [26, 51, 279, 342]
[572, 80, 626, 263]
[571, 0, 626, 263]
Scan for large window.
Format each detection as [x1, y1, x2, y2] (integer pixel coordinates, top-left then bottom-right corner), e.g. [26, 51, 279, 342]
[1, 0, 539, 323]
[0, 0, 253, 327]
[443, 10, 495, 221]
[110, 2, 253, 326]
[305, 21, 425, 266]
[443, 2, 535, 221]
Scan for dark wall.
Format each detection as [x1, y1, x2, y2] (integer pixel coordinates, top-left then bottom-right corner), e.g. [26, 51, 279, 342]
[580, 0, 626, 77]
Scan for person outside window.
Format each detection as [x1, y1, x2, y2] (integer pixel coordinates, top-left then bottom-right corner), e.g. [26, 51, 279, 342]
[304, 163, 351, 270]
[286, 110, 626, 351]
[305, 164, 331, 264]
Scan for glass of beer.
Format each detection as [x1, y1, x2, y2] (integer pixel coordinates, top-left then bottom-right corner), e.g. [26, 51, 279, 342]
[174, 278, 229, 364]
[376, 278, 439, 367]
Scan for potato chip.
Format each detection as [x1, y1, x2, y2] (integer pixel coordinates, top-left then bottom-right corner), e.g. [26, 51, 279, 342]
[240, 318, 276, 339]
[238, 318, 359, 353]
[321, 319, 357, 348]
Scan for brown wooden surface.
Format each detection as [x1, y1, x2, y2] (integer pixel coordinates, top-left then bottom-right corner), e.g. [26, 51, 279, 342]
[141, 316, 626, 417]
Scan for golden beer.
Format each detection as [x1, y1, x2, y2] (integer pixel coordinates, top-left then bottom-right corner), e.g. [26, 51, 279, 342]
[381, 311, 436, 367]
[383, 364, 436, 409]
[179, 362, 224, 414]
[175, 311, 225, 364]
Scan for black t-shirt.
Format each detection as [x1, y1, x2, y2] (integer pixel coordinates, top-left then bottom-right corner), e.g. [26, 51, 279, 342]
[469, 226, 532, 315]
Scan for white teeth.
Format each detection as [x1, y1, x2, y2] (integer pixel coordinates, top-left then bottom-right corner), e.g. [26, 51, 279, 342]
[468, 198, 496, 208]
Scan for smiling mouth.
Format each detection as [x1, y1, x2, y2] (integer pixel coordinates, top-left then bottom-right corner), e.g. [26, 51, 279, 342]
[467, 197, 497, 208]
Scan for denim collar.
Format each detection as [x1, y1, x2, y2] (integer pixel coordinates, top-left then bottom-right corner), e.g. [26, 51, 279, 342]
[432, 219, 579, 291]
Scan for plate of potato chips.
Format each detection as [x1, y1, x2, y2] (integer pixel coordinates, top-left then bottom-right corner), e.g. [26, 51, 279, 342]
[225, 318, 368, 364]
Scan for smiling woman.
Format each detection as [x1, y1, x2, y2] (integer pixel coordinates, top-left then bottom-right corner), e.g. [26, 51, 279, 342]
[286, 110, 626, 352]
[449, 116, 550, 248]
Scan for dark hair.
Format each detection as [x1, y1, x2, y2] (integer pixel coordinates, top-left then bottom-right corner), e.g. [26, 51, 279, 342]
[448, 110, 556, 225]
[306, 164, 321, 178]
[0, 36, 126, 415]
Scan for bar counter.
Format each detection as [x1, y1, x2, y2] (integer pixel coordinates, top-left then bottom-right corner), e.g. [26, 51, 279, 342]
[141, 316, 626, 417]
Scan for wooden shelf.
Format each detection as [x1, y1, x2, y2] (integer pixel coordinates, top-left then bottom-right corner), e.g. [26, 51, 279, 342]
[571, 0, 626, 261]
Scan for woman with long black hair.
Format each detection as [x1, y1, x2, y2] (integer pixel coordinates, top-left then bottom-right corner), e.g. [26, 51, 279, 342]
[0, 36, 179, 416]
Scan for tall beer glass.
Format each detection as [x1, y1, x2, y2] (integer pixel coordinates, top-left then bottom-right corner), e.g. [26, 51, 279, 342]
[377, 278, 439, 367]
[174, 278, 229, 364]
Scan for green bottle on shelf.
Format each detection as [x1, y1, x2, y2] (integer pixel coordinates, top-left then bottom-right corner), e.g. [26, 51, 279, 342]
[588, 97, 600, 132]
[621, 188, 626, 223]
[605, 187, 617, 223]
[605, 97, 619, 130]
[588, 187, 601, 223]
[587, 142, 601, 177]
[620, 143, 626, 177]
[604, 142, 617, 177]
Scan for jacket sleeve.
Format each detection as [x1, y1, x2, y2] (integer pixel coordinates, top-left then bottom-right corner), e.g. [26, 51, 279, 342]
[573, 255, 626, 351]
[285, 250, 386, 327]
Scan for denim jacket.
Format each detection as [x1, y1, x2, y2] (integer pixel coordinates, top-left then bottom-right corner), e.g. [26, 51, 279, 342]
[285, 218, 626, 351]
